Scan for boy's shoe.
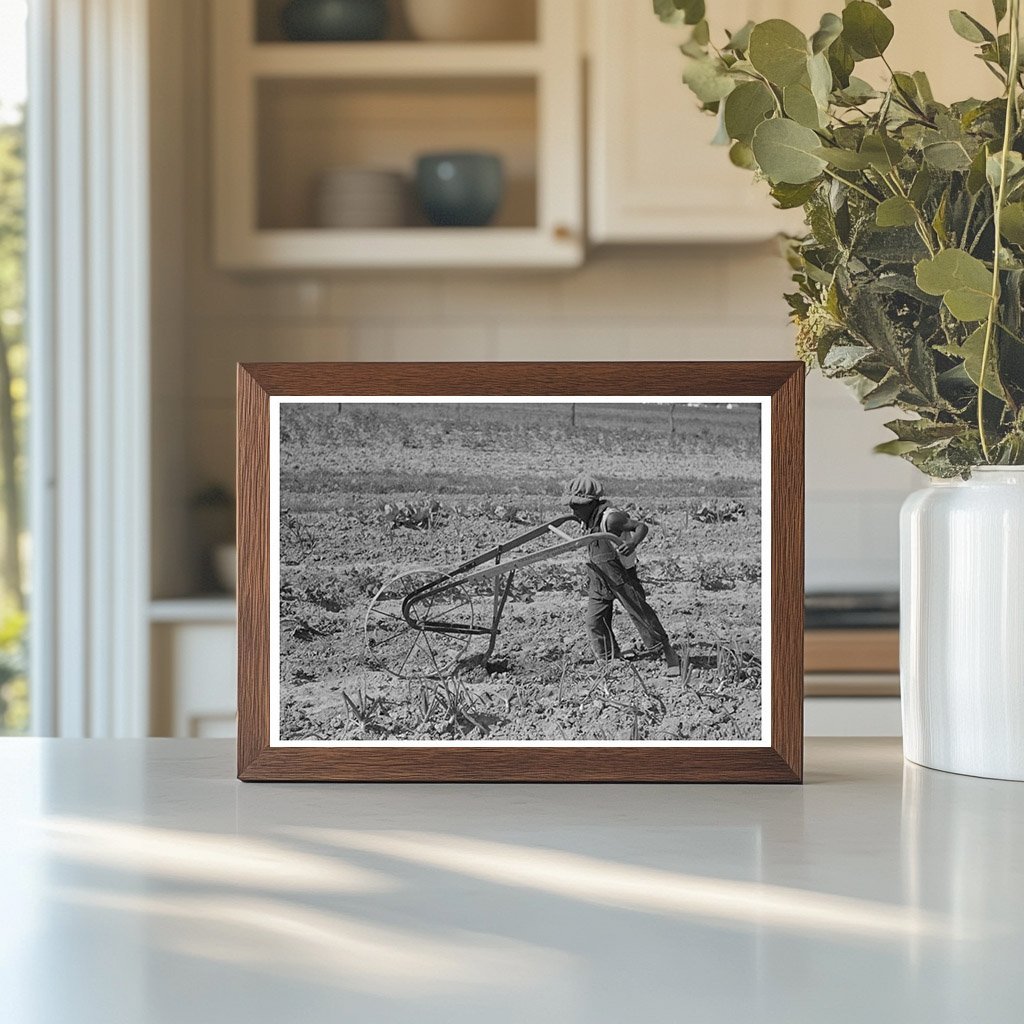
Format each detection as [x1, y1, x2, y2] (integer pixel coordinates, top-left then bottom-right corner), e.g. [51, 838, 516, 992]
[626, 644, 664, 661]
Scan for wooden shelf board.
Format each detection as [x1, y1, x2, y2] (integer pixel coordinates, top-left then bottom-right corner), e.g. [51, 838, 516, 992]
[220, 227, 580, 269]
[249, 42, 543, 79]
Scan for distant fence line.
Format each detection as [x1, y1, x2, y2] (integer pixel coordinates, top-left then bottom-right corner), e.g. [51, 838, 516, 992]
[301, 400, 760, 438]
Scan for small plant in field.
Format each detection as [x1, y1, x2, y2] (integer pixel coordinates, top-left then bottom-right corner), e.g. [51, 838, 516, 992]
[379, 499, 446, 530]
[659, 0, 1024, 475]
[691, 498, 747, 523]
[281, 507, 315, 559]
[696, 558, 738, 591]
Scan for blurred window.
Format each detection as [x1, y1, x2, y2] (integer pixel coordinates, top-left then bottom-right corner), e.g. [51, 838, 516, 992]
[0, 0, 28, 734]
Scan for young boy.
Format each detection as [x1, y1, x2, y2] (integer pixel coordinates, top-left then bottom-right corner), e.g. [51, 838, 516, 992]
[566, 474, 681, 670]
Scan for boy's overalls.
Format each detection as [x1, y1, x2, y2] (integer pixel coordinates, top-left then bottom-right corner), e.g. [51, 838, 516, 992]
[584, 502, 672, 660]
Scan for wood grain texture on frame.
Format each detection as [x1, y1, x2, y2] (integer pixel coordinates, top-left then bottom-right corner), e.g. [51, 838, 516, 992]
[237, 362, 804, 783]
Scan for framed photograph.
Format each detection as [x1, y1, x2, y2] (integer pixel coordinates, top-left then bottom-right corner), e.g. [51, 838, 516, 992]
[237, 362, 803, 782]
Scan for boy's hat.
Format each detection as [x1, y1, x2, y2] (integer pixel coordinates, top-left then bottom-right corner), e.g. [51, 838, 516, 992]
[565, 474, 604, 501]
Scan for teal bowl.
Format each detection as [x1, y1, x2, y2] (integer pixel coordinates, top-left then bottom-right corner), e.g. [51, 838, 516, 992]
[415, 153, 505, 228]
[281, 0, 388, 42]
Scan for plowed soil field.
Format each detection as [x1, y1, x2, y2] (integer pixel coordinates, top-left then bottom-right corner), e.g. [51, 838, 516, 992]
[277, 401, 764, 743]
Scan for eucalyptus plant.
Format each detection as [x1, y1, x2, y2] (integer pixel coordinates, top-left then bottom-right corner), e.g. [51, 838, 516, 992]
[657, 0, 1024, 475]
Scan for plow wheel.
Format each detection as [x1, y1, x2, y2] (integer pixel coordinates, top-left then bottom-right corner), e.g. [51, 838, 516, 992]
[365, 568, 478, 679]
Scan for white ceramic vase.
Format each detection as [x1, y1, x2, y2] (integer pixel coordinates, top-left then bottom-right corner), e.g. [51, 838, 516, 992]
[900, 467, 1024, 780]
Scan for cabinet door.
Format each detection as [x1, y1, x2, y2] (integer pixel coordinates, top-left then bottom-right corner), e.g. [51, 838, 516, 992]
[588, 0, 995, 244]
[588, 0, 810, 243]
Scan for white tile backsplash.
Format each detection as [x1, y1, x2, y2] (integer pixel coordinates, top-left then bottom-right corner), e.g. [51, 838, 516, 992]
[182, 254, 916, 593]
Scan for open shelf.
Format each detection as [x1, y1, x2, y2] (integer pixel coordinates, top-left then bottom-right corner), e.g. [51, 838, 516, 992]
[212, 0, 582, 268]
[257, 76, 538, 232]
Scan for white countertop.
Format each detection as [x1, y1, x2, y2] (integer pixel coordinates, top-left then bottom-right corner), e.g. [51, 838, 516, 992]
[1, 738, 1020, 1023]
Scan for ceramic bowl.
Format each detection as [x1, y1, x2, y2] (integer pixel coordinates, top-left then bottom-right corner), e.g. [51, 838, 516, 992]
[316, 168, 407, 228]
[415, 152, 504, 228]
[281, 0, 388, 42]
[403, 0, 534, 42]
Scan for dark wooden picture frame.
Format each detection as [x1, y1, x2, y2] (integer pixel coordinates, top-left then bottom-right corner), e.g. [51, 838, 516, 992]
[237, 362, 804, 782]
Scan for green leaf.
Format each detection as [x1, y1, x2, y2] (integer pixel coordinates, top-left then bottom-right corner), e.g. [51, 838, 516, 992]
[932, 190, 950, 247]
[748, 20, 809, 86]
[814, 146, 872, 170]
[885, 418, 964, 443]
[680, 37, 708, 58]
[729, 140, 757, 169]
[939, 325, 1006, 398]
[684, 1, 706, 27]
[724, 20, 755, 53]
[810, 12, 843, 54]
[808, 51, 833, 109]
[923, 140, 973, 171]
[948, 10, 994, 44]
[827, 36, 856, 88]
[751, 118, 828, 184]
[682, 57, 736, 104]
[915, 249, 994, 322]
[979, 33, 1015, 75]
[723, 81, 775, 144]
[653, 0, 705, 26]
[842, 1, 895, 59]
[986, 150, 1024, 191]
[837, 76, 879, 104]
[993, 0, 1008, 24]
[862, 374, 903, 409]
[909, 164, 933, 205]
[967, 144, 991, 194]
[1000, 203, 1024, 244]
[771, 180, 820, 209]
[875, 439, 922, 455]
[653, 0, 681, 23]
[908, 333, 941, 403]
[860, 133, 904, 173]
[876, 197, 918, 228]
[784, 80, 824, 129]
[891, 72, 922, 110]
[913, 71, 935, 104]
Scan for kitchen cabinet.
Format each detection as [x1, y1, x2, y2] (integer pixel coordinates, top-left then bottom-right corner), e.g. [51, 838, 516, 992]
[211, 0, 583, 269]
[150, 601, 237, 738]
[587, 0, 813, 243]
[586, 0, 998, 244]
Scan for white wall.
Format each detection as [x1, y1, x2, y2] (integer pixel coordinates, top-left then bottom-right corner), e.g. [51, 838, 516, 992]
[157, 0, 920, 599]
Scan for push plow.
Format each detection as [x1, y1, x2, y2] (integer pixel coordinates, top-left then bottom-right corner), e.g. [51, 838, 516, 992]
[364, 515, 624, 679]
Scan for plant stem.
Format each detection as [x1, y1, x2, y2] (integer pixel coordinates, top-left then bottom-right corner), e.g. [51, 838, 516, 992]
[979, 0, 1021, 462]
[822, 167, 880, 205]
[884, 171, 939, 254]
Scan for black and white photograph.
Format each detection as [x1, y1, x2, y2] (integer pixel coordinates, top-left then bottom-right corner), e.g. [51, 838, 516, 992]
[270, 397, 770, 746]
